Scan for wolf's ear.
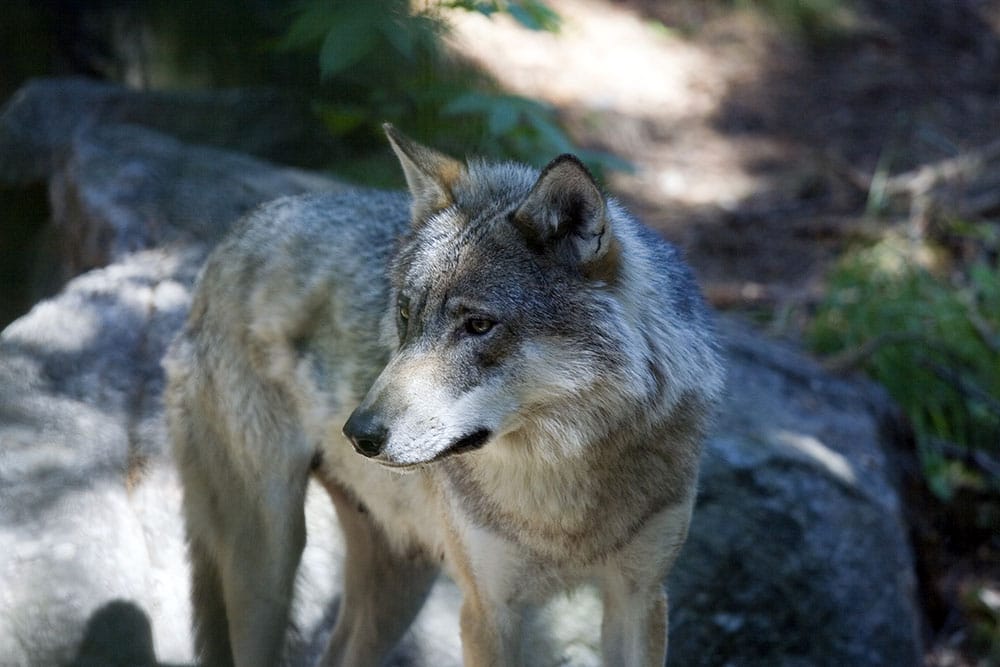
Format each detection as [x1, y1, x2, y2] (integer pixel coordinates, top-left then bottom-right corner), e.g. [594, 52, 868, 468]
[384, 123, 465, 223]
[514, 155, 617, 277]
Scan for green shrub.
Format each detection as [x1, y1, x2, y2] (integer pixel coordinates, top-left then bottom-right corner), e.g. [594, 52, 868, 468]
[810, 234, 1000, 501]
[277, 0, 626, 184]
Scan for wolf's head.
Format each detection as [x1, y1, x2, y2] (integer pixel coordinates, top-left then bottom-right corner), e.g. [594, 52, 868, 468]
[342, 125, 692, 469]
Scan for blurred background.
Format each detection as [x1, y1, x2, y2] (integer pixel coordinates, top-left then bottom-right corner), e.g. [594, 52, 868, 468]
[1, 1, 998, 664]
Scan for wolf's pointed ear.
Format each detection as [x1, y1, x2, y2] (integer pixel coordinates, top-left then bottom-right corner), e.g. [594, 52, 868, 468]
[514, 155, 617, 278]
[384, 123, 465, 223]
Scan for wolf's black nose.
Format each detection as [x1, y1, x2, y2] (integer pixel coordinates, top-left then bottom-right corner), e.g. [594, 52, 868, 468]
[343, 408, 388, 458]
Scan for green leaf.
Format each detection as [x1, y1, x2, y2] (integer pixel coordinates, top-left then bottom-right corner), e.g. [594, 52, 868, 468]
[506, 1, 561, 32]
[318, 13, 379, 79]
[277, 2, 339, 50]
[487, 101, 519, 136]
[380, 19, 415, 60]
[441, 91, 494, 115]
[444, 0, 500, 16]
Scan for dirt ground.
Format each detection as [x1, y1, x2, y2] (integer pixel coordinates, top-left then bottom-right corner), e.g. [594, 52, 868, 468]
[447, 1, 1000, 664]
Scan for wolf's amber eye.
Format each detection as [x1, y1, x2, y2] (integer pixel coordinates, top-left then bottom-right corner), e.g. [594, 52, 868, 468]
[465, 317, 495, 336]
[397, 298, 410, 342]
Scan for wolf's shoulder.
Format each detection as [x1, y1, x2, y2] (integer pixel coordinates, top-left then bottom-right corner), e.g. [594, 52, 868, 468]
[191, 187, 408, 333]
[207, 187, 409, 280]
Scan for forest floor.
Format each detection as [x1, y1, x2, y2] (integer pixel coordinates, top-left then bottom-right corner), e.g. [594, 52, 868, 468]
[447, 1, 1000, 664]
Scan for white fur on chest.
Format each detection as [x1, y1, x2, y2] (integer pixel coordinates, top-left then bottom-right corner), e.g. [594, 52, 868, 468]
[473, 436, 597, 528]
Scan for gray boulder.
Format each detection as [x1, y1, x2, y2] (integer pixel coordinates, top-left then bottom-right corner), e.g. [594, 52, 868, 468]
[0, 77, 337, 187]
[0, 80, 922, 665]
[43, 122, 336, 294]
[0, 78, 343, 328]
[670, 322, 922, 665]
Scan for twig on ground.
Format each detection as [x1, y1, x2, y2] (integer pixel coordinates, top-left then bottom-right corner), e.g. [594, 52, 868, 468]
[822, 332, 940, 374]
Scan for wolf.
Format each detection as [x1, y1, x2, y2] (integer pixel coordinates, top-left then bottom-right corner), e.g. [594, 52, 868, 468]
[164, 124, 724, 667]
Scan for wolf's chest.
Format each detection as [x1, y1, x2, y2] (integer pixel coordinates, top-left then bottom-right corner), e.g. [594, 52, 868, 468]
[438, 454, 647, 565]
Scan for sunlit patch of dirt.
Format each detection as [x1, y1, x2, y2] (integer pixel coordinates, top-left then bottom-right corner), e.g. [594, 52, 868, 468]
[446, 0, 723, 117]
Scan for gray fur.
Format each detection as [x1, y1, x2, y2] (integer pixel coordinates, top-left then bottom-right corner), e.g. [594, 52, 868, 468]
[165, 127, 723, 666]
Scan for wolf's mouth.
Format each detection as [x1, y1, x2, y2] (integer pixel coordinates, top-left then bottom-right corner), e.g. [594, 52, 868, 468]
[436, 428, 492, 460]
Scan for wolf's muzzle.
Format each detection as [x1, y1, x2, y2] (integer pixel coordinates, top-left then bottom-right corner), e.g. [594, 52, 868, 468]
[343, 408, 388, 458]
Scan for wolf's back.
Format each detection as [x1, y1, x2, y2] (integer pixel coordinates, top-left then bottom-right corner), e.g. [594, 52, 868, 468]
[163, 187, 412, 500]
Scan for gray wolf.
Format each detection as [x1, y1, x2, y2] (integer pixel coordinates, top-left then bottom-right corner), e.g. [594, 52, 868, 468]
[164, 125, 724, 666]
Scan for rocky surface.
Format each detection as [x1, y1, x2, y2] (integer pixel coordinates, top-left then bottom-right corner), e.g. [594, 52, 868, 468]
[0, 79, 922, 665]
[0, 77, 337, 188]
[0, 78, 342, 329]
[670, 322, 921, 666]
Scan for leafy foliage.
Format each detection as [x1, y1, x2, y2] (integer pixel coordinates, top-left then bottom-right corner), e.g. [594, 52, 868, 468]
[440, 91, 631, 174]
[810, 233, 1000, 502]
[277, 0, 625, 184]
[278, 1, 441, 81]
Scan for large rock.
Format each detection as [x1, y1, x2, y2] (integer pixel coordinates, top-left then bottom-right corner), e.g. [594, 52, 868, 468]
[0, 80, 923, 665]
[0, 77, 338, 187]
[43, 122, 337, 296]
[670, 323, 922, 665]
[0, 78, 342, 328]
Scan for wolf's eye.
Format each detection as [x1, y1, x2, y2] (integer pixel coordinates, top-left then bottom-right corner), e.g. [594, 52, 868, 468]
[464, 317, 495, 336]
[397, 297, 411, 342]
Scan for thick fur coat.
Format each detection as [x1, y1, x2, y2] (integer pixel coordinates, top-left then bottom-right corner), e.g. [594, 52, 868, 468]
[164, 126, 724, 666]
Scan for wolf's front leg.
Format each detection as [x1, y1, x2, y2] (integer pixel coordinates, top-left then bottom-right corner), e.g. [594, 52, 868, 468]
[599, 574, 669, 667]
[219, 477, 309, 667]
[459, 592, 527, 667]
[178, 430, 311, 667]
[448, 525, 528, 667]
[600, 500, 695, 666]
[319, 480, 439, 667]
